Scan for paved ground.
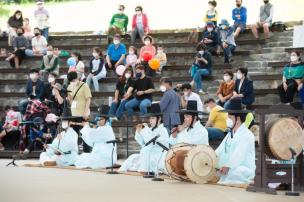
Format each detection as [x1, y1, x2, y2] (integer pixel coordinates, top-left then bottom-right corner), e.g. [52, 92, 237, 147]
[0, 159, 303, 202]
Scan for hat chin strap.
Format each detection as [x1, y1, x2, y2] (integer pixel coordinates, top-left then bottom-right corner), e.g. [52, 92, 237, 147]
[187, 115, 196, 132]
[152, 116, 160, 131]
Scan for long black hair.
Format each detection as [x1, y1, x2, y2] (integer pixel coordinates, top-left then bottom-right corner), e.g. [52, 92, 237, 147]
[12, 10, 23, 21]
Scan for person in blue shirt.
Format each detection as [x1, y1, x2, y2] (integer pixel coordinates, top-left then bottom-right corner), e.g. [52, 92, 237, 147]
[105, 34, 126, 75]
[201, 22, 220, 56]
[232, 0, 247, 38]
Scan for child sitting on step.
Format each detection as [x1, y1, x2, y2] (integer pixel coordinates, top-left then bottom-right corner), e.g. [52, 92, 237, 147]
[154, 46, 167, 74]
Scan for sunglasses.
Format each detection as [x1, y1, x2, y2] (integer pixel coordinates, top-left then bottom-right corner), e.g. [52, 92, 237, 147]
[135, 10, 141, 12]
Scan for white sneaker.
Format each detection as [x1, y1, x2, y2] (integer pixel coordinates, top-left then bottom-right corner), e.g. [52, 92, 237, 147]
[198, 90, 208, 95]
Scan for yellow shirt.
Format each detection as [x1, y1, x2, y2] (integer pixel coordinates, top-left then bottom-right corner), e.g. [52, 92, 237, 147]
[67, 82, 92, 116]
[208, 105, 227, 131]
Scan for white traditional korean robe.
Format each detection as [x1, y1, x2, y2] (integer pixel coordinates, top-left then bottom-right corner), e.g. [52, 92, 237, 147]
[215, 124, 256, 185]
[75, 124, 117, 169]
[119, 124, 169, 173]
[39, 127, 78, 166]
[169, 121, 209, 145]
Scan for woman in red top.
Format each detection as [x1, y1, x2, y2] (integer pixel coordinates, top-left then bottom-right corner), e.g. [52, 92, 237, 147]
[131, 6, 150, 44]
[137, 35, 156, 77]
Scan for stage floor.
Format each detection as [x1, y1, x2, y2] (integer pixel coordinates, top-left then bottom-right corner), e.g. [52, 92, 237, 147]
[0, 159, 303, 202]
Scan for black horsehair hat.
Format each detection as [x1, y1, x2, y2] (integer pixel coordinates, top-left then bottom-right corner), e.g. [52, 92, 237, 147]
[97, 105, 115, 118]
[178, 100, 207, 115]
[219, 98, 251, 115]
[141, 102, 162, 117]
[60, 107, 84, 122]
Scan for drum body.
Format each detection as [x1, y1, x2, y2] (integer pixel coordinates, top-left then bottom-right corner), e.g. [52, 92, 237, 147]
[165, 143, 195, 181]
[265, 118, 304, 160]
[165, 143, 217, 184]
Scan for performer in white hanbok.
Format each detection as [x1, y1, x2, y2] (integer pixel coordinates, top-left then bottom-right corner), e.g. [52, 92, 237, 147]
[75, 105, 117, 169]
[39, 111, 80, 167]
[119, 103, 169, 174]
[169, 100, 209, 145]
[216, 98, 256, 185]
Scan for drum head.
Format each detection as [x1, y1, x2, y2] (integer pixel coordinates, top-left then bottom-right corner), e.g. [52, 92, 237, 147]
[268, 118, 304, 160]
[184, 145, 217, 184]
[165, 143, 194, 181]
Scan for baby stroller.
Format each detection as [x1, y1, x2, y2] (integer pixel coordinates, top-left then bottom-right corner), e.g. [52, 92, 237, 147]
[20, 99, 58, 153]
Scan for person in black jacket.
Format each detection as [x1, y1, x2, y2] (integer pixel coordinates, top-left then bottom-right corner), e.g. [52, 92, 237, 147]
[201, 22, 220, 55]
[225, 67, 255, 107]
[86, 47, 107, 92]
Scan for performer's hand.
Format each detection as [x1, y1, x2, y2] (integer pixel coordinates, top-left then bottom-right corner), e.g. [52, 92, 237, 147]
[171, 127, 178, 138]
[54, 151, 61, 156]
[220, 167, 230, 175]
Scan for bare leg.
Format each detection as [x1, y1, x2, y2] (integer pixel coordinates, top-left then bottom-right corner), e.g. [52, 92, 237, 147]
[263, 23, 270, 39]
[14, 57, 20, 69]
[251, 23, 259, 39]
[234, 27, 241, 38]
[5, 54, 15, 61]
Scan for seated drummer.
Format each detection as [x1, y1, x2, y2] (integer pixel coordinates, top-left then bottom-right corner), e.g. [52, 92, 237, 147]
[170, 100, 209, 145]
[39, 109, 80, 167]
[216, 98, 255, 185]
[119, 103, 169, 174]
[75, 105, 117, 169]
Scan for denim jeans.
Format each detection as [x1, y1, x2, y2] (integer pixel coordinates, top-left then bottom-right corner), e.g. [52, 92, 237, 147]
[223, 44, 236, 63]
[191, 65, 210, 91]
[131, 26, 145, 44]
[300, 87, 304, 104]
[86, 71, 106, 92]
[25, 48, 48, 56]
[125, 98, 152, 116]
[41, 28, 49, 41]
[109, 99, 129, 119]
[207, 127, 226, 141]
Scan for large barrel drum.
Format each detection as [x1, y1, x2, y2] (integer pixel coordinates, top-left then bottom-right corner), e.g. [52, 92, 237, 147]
[265, 118, 304, 160]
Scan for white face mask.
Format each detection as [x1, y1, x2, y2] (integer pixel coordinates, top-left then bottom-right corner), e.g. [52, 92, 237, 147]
[93, 52, 99, 58]
[158, 50, 163, 54]
[160, 85, 166, 92]
[144, 41, 151, 46]
[199, 50, 204, 55]
[129, 51, 135, 55]
[206, 106, 211, 113]
[61, 121, 69, 129]
[48, 77, 55, 83]
[118, 10, 123, 14]
[113, 39, 120, 45]
[207, 27, 213, 32]
[223, 75, 231, 82]
[136, 11, 142, 15]
[226, 118, 234, 129]
[30, 73, 37, 81]
[46, 51, 53, 56]
[125, 73, 131, 79]
[290, 55, 298, 62]
[236, 72, 243, 80]
[221, 25, 226, 30]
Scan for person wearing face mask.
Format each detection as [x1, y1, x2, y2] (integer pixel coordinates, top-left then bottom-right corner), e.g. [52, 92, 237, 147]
[190, 43, 212, 94]
[86, 47, 107, 92]
[125, 65, 155, 120]
[131, 6, 150, 44]
[25, 28, 48, 56]
[40, 45, 59, 82]
[109, 67, 134, 120]
[204, 98, 227, 141]
[251, 0, 273, 39]
[7, 10, 23, 46]
[278, 51, 304, 104]
[105, 34, 126, 75]
[216, 99, 255, 185]
[137, 35, 156, 77]
[34, 1, 50, 41]
[170, 100, 209, 146]
[180, 83, 204, 118]
[232, 0, 247, 38]
[125, 46, 138, 75]
[119, 103, 169, 174]
[201, 22, 220, 56]
[75, 105, 117, 169]
[154, 46, 167, 74]
[219, 19, 236, 64]
[227, 67, 254, 107]
[159, 77, 180, 132]
[71, 51, 85, 81]
[216, 70, 235, 107]
[108, 5, 129, 37]
[26, 68, 45, 101]
[5, 27, 29, 69]
[39, 112, 79, 167]
[204, 1, 218, 27]
[44, 73, 64, 115]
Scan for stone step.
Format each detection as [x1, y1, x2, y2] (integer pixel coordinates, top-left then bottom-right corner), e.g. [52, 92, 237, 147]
[248, 52, 289, 61]
[264, 41, 293, 48]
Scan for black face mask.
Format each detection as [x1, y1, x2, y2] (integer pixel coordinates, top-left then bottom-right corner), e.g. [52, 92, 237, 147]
[17, 33, 23, 36]
[135, 72, 142, 78]
[34, 33, 40, 36]
[264, 0, 269, 4]
[236, 4, 241, 7]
